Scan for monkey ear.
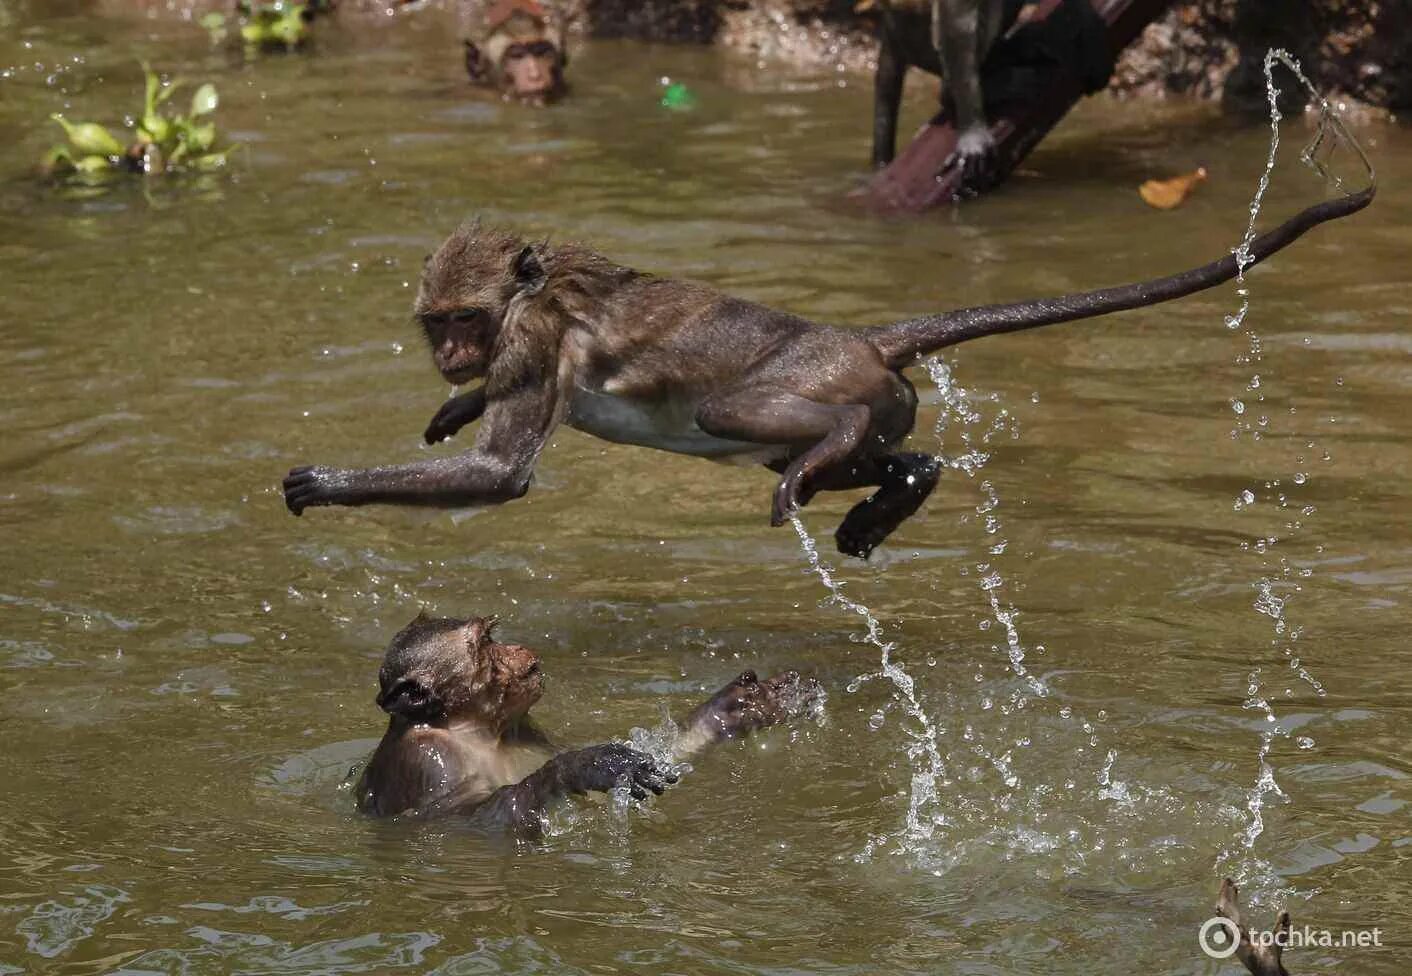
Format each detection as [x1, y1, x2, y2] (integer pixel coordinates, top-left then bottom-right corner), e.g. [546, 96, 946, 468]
[512, 245, 546, 296]
[464, 40, 488, 83]
[377, 677, 442, 722]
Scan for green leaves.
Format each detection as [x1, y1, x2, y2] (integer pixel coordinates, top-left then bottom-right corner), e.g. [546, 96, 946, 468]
[43, 63, 231, 182]
[237, 2, 312, 51]
[199, 11, 228, 43]
[190, 84, 218, 117]
[49, 114, 124, 157]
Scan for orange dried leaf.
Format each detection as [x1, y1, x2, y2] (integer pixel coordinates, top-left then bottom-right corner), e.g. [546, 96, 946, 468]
[1139, 167, 1207, 210]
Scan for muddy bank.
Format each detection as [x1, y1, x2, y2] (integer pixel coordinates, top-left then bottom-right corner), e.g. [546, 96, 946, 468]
[80, 0, 1411, 113]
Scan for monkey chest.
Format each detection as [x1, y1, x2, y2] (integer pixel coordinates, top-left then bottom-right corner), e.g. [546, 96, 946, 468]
[567, 387, 778, 463]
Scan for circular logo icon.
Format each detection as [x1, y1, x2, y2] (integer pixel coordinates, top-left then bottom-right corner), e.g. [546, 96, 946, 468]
[1199, 916, 1241, 959]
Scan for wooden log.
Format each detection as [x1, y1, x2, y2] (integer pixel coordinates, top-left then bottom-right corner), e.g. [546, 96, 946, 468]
[854, 0, 1174, 213]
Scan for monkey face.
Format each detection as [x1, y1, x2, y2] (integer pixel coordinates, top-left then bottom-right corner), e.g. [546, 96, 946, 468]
[484, 635, 545, 719]
[418, 308, 495, 385]
[377, 614, 544, 730]
[416, 229, 550, 384]
[498, 41, 563, 104]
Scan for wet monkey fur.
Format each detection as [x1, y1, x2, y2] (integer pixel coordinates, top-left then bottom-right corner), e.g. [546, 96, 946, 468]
[284, 183, 1373, 558]
[356, 613, 821, 829]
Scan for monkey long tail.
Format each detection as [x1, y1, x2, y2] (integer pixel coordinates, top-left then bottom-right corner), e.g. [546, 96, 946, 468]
[866, 184, 1375, 369]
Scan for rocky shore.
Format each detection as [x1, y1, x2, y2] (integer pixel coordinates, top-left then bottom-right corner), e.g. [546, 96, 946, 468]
[88, 0, 1408, 115]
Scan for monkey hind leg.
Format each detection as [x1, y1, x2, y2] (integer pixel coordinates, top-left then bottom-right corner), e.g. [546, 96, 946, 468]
[834, 452, 941, 559]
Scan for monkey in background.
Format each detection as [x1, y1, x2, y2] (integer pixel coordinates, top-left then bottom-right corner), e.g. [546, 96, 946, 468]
[463, 0, 571, 105]
[866, 0, 1113, 187]
[282, 176, 1370, 558]
[357, 613, 821, 828]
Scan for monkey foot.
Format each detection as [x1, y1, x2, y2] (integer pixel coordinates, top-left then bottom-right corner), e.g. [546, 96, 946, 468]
[834, 453, 941, 559]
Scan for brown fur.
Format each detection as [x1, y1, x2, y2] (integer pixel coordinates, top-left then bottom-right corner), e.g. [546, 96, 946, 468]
[285, 183, 1372, 557]
[356, 612, 820, 828]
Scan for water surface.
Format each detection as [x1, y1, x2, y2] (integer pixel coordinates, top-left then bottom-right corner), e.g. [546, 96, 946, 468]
[1, 7, 1409, 974]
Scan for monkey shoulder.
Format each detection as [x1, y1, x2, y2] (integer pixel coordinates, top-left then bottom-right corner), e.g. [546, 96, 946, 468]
[356, 725, 478, 817]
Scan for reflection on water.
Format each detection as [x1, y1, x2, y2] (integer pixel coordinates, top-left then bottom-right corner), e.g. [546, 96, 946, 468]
[1, 5, 1410, 974]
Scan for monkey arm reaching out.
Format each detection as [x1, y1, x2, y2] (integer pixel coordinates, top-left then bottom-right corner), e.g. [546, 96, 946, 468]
[285, 363, 556, 512]
[355, 613, 820, 832]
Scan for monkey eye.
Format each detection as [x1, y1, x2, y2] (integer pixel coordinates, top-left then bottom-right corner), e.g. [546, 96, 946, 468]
[450, 308, 485, 325]
[505, 41, 556, 60]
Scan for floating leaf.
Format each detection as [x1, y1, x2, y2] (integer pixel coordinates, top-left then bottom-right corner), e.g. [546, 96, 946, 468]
[1139, 167, 1208, 210]
[193, 147, 234, 171]
[74, 154, 113, 173]
[50, 114, 125, 156]
[185, 121, 217, 152]
[190, 83, 219, 117]
[41, 145, 76, 174]
[141, 113, 172, 146]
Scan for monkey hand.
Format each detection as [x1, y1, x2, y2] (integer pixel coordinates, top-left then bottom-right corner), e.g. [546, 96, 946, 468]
[558, 743, 677, 800]
[423, 389, 486, 445]
[688, 670, 823, 744]
[283, 465, 350, 515]
[943, 126, 999, 197]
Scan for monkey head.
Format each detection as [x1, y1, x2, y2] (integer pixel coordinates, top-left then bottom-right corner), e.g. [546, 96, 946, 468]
[414, 226, 547, 384]
[375, 612, 544, 731]
[464, 0, 568, 105]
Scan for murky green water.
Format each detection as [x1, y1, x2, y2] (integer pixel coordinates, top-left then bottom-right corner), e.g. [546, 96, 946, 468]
[2, 5, 1409, 974]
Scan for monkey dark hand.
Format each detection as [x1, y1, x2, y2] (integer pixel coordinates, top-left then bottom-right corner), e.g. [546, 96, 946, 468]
[557, 743, 677, 800]
[683, 670, 822, 746]
[283, 465, 353, 516]
[424, 388, 488, 445]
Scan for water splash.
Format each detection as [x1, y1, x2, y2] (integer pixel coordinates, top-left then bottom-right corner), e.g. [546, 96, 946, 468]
[925, 358, 1047, 698]
[1218, 49, 1361, 885]
[789, 516, 949, 850]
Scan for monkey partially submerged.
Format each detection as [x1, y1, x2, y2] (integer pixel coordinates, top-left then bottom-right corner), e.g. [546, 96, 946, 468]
[284, 181, 1371, 558]
[462, 0, 570, 105]
[356, 613, 821, 827]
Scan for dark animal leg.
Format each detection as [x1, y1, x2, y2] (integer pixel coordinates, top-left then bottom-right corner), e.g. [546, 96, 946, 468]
[872, 33, 905, 168]
[764, 450, 940, 558]
[834, 452, 941, 559]
[696, 391, 870, 526]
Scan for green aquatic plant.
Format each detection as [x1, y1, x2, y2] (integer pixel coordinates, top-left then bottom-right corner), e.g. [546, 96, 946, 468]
[42, 63, 234, 180]
[211, 0, 336, 52]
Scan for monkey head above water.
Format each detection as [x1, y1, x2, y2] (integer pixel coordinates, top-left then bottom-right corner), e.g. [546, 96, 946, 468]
[356, 612, 822, 828]
[463, 0, 569, 105]
[283, 175, 1372, 558]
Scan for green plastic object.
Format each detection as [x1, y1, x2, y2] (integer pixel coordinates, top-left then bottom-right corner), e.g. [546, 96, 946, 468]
[660, 81, 695, 111]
